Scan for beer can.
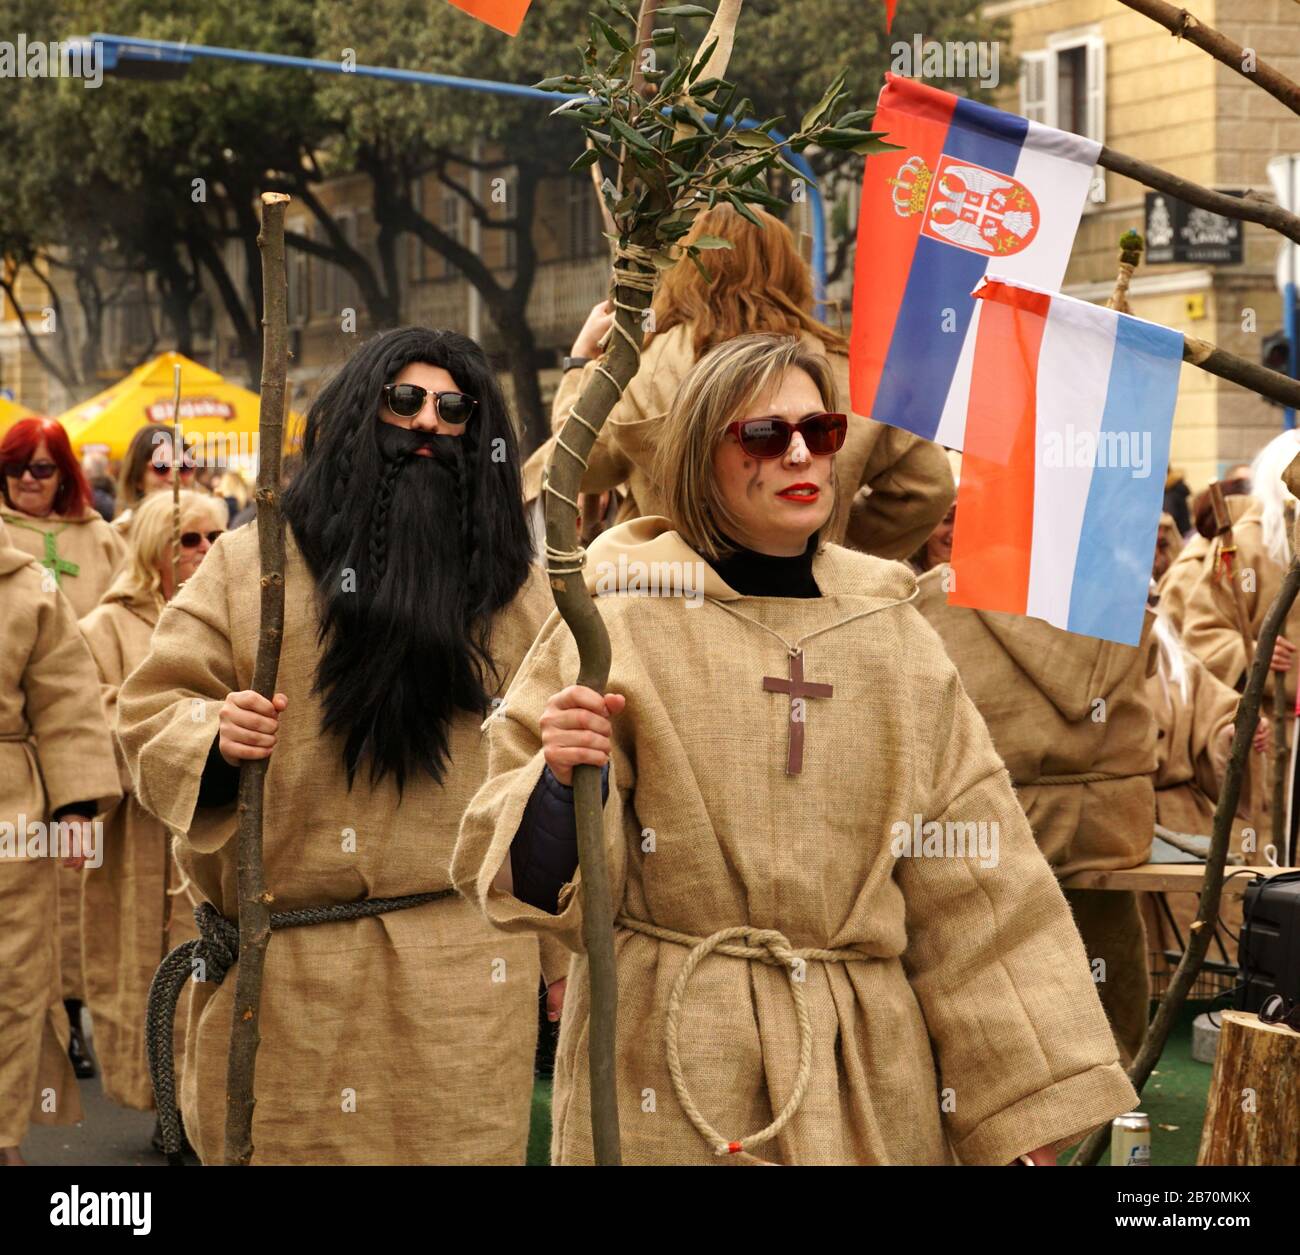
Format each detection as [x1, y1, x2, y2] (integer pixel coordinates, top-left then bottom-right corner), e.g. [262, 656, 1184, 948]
[1111, 1112, 1151, 1166]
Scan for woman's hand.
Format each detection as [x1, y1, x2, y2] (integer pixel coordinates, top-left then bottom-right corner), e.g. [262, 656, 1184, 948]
[1270, 636, 1295, 672]
[218, 691, 288, 765]
[540, 685, 625, 786]
[58, 815, 95, 869]
[571, 300, 614, 360]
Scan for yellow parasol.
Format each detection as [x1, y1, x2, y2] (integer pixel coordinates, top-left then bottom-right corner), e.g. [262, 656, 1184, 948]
[0, 394, 38, 439]
[57, 351, 302, 466]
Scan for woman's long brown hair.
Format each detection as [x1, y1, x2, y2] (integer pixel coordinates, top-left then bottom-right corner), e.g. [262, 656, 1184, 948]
[647, 203, 847, 357]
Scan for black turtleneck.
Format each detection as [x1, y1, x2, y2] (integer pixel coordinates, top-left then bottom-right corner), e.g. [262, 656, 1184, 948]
[709, 531, 821, 599]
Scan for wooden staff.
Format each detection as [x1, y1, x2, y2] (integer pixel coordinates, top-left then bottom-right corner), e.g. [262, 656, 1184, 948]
[223, 191, 291, 1167]
[1105, 230, 1142, 314]
[162, 363, 183, 964]
[1274, 505, 1295, 859]
[1208, 480, 1256, 673]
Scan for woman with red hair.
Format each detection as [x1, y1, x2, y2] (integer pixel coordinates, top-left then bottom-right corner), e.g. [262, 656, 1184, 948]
[1, 416, 125, 1080]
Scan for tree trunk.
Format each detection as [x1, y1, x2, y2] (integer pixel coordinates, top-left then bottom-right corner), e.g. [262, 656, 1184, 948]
[1197, 1011, 1300, 1165]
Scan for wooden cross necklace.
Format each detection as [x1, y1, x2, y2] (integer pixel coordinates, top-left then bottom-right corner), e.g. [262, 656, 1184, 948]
[707, 597, 896, 777]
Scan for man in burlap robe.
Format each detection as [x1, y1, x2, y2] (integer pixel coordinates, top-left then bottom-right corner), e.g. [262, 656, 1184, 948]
[914, 567, 1158, 1065]
[116, 328, 559, 1164]
[0, 543, 120, 1161]
[455, 518, 1137, 1165]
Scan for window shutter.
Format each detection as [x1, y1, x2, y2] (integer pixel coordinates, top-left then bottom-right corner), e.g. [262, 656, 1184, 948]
[1020, 50, 1048, 124]
[1085, 34, 1107, 204]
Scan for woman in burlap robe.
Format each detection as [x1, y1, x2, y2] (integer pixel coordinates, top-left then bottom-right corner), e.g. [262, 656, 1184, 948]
[456, 335, 1136, 1165]
[0, 542, 120, 1163]
[914, 566, 1158, 1066]
[78, 491, 228, 1113]
[522, 203, 953, 561]
[1, 416, 126, 1073]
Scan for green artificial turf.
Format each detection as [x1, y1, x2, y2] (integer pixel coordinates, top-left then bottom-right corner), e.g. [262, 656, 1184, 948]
[527, 1001, 1218, 1166]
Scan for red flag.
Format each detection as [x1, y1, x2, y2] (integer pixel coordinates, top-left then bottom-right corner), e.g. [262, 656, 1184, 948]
[446, 0, 533, 36]
[885, 0, 896, 28]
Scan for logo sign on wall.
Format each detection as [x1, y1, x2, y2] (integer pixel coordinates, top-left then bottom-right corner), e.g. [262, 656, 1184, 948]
[145, 396, 235, 423]
[1144, 191, 1243, 265]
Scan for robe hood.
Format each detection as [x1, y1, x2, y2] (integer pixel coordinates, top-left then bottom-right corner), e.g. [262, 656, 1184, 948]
[583, 515, 918, 605]
[0, 541, 36, 578]
[0, 503, 104, 527]
[919, 565, 1156, 723]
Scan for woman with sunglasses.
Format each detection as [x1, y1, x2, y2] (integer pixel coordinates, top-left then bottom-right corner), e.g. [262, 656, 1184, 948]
[112, 425, 200, 535]
[457, 333, 1137, 1165]
[0, 534, 120, 1166]
[77, 490, 227, 1139]
[1, 416, 126, 1078]
[524, 203, 954, 560]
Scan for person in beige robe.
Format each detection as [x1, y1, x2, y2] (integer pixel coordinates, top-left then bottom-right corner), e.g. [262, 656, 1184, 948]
[2, 417, 127, 1069]
[78, 490, 227, 1114]
[914, 567, 1158, 1065]
[457, 334, 1135, 1165]
[116, 327, 559, 1164]
[0, 543, 120, 1162]
[524, 204, 954, 560]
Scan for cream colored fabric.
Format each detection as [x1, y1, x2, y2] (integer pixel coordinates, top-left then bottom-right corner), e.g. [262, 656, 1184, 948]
[2, 504, 126, 1001]
[116, 524, 553, 1164]
[79, 592, 199, 1110]
[1156, 530, 1209, 638]
[523, 324, 955, 560]
[455, 518, 1136, 1165]
[0, 545, 120, 1146]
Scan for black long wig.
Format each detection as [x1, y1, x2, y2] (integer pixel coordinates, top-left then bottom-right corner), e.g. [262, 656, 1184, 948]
[282, 327, 533, 792]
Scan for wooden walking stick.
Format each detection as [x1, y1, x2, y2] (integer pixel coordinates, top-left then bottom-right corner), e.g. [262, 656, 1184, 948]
[162, 363, 183, 966]
[223, 191, 291, 1166]
[536, 0, 884, 1163]
[1072, 455, 1300, 1165]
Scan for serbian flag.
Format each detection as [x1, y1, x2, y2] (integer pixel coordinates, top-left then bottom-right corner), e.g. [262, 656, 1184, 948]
[850, 74, 1100, 449]
[446, 0, 532, 36]
[949, 277, 1183, 647]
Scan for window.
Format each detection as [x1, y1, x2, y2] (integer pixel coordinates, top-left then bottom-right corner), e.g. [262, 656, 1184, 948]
[287, 219, 309, 325]
[441, 191, 464, 278]
[311, 224, 333, 318]
[1019, 32, 1106, 204]
[567, 178, 603, 259]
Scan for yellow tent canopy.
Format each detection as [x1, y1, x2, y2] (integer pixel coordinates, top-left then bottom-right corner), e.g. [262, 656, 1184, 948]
[0, 394, 38, 440]
[57, 351, 302, 465]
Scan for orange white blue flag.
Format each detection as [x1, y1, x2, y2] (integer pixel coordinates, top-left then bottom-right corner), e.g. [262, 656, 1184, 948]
[949, 277, 1183, 647]
[850, 74, 1100, 450]
[446, 0, 533, 36]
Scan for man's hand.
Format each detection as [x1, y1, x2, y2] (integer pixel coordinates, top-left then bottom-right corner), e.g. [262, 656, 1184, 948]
[1270, 636, 1296, 673]
[219, 690, 288, 765]
[546, 977, 567, 1023]
[540, 685, 625, 786]
[570, 300, 614, 361]
[58, 815, 95, 869]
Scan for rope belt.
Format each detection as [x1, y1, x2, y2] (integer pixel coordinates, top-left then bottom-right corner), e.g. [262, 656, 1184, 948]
[147, 889, 454, 1164]
[1033, 770, 1147, 786]
[616, 914, 877, 1165]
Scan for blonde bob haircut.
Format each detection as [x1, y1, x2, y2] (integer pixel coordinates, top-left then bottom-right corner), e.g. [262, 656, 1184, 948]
[103, 488, 228, 609]
[652, 332, 838, 561]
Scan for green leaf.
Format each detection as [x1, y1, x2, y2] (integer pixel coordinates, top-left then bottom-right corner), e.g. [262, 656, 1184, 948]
[689, 75, 724, 97]
[691, 235, 733, 250]
[610, 116, 655, 152]
[687, 250, 714, 283]
[847, 136, 904, 156]
[590, 14, 631, 52]
[731, 130, 776, 149]
[659, 4, 717, 17]
[535, 75, 578, 92]
[688, 38, 719, 84]
[725, 190, 764, 227]
[801, 68, 848, 134]
[834, 110, 874, 129]
[607, 0, 638, 24]
[569, 147, 600, 172]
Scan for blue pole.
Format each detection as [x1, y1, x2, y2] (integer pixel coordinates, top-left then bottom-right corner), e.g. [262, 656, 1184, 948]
[1286, 280, 1298, 431]
[89, 32, 829, 309]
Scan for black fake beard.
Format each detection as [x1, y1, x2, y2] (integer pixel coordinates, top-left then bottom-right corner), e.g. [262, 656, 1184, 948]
[310, 423, 496, 793]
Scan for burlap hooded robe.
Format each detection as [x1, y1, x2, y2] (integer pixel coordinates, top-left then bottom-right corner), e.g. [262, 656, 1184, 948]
[2, 503, 127, 1003]
[79, 589, 200, 1111]
[0, 545, 120, 1146]
[116, 523, 554, 1164]
[521, 325, 955, 559]
[454, 518, 1137, 1165]
[913, 569, 1159, 1063]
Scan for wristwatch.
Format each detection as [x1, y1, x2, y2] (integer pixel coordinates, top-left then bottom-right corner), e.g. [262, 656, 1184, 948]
[562, 355, 591, 373]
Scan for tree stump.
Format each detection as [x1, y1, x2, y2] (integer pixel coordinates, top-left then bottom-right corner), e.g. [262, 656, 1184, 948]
[1197, 1011, 1300, 1164]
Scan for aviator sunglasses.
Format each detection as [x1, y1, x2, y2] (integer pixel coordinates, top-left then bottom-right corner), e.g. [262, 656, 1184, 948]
[1259, 993, 1300, 1033]
[2, 459, 59, 481]
[724, 412, 848, 460]
[382, 383, 477, 425]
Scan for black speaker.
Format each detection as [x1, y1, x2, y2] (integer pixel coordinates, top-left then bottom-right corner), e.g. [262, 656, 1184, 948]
[1237, 872, 1300, 1013]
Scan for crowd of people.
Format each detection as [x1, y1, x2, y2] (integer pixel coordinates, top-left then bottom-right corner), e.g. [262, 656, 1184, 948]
[1, 204, 1294, 1166]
